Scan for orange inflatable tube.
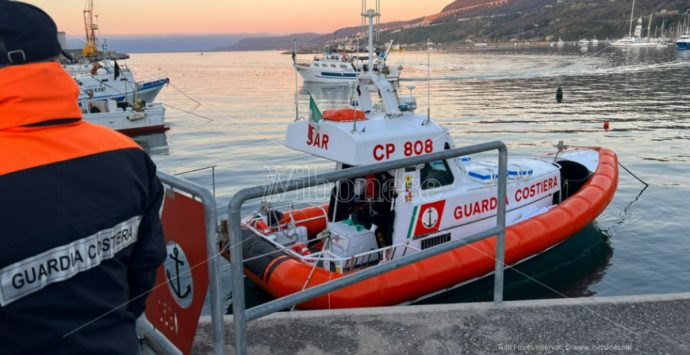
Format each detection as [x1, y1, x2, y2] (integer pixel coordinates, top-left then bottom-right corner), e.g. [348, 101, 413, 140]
[243, 148, 618, 309]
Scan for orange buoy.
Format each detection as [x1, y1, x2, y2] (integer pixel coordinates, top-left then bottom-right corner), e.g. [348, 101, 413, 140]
[252, 219, 271, 234]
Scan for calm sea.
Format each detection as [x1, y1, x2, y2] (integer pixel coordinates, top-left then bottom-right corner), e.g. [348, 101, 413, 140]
[128, 46, 690, 306]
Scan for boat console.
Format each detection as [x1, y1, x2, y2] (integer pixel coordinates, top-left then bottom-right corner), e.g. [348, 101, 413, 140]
[327, 221, 379, 261]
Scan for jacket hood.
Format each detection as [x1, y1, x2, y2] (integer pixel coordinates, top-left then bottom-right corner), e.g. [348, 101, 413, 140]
[0, 62, 82, 130]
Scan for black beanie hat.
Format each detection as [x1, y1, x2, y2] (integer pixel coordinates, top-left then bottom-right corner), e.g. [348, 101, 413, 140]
[0, 1, 71, 65]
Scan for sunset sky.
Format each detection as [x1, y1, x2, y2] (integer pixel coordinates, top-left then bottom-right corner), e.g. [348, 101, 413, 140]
[26, 0, 450, 36]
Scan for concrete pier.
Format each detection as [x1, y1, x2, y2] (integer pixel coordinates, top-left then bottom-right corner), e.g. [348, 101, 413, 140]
[192, 293, 690, 354]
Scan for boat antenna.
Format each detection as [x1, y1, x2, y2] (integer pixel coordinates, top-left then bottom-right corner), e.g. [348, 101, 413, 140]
[376, 0, 381, 41]
[361, 0, 366, 38]
[425, 37, 431, 125]
[351, 81, 357, 133]
[363, 2, 378, 76]
[356, 37, 359, 64]
[294, 39, 299, 121]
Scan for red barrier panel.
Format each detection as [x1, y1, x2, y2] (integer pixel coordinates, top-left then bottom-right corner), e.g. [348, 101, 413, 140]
[145, 190, 209, 354]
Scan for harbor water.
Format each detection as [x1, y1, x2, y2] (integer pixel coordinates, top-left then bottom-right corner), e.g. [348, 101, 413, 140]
[128, 46, 690, 306]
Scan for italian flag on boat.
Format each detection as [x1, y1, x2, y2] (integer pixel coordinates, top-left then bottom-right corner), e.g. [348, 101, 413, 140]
[309, 95, 322, 126]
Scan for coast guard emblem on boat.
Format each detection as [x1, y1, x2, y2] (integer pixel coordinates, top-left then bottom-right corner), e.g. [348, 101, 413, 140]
[413, 200, 446, 238]
[422, 207, 439, 229]
[164, 242, 193, 308]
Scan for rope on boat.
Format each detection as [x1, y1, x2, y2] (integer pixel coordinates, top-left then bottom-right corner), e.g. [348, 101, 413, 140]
[618, 161, 649, 187]
[162, 103, 214, 122]
[290, 238, 331, 312]
[241, 248, 284, 263]
[554, 142, 649, 187]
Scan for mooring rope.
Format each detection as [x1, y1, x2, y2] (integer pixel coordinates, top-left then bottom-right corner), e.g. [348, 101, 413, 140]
[618, 161, 649, 187]
[169, 82, 202, 106]
[162, 103, 214, 122]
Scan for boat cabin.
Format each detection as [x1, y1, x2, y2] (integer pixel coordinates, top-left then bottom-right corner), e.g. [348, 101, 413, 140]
[283, 72, 563, 273]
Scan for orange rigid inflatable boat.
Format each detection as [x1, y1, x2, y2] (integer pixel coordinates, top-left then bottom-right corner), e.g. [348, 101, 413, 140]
[238, 148, 618, 309]
[226, 6, 620, 310]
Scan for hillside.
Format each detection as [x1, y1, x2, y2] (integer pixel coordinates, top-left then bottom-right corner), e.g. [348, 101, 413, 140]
[393, 0, 689, 44]
[219, 0, 690, 51]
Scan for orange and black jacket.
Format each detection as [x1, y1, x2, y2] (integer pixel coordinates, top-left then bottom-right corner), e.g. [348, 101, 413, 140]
[0, 62, 166, 354]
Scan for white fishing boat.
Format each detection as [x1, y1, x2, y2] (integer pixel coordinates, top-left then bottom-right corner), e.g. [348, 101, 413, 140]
[230, 5, 620, 309]
[294, 42, 402, 84]
[81, 99, 167, 135]
[291, 5, 402, 84]
[578, 39, 590, 47]
[73, 60, 169, 104]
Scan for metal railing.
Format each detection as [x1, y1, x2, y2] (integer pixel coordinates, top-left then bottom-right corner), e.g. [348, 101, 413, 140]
[228, 141, 509, 354]
[137, 171, 225, 355]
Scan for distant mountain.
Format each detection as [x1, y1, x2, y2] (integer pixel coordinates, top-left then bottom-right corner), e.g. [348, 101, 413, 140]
[218, 33, 322, 51]
[218, 19, 421, 52]
[65, 34, 255, 53]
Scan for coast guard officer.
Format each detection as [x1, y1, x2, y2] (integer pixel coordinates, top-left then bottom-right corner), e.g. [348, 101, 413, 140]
[0, 2, 166, 354]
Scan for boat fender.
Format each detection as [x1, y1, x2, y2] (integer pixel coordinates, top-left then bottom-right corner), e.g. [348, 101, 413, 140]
[291, 243, 311, 256]
[252, 219, 271, 235]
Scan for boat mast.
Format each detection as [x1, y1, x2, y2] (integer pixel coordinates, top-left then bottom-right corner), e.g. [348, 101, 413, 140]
[362, 0, 380, 73]
[294, 39, 299, 121]
[357, 0, 400, 117]
[426, 38, 431, 124]
[647, 12, 653, 39]
[376, 0, 381, 41]
[83, 0, 99, 57]
[628, 0, 635, 38]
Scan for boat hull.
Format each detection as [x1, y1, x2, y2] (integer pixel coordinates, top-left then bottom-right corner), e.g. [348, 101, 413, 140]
[295, 65, 358, 83]
[241, 148, 618, 309]
[83, 103, 167, 136]
[78, 78, 169, 103]
[677, 42, 690, 50]
[611, 42, 657, 47]
[295, 64, 401, 84]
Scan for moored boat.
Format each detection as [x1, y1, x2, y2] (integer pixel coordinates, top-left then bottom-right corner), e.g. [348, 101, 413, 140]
[229, 8, 619, 310]
[73, 60, 169, 104]
[677, 34, 690, 50]
[611, 1, 656, 48]
[81, 99, 167, 135]
[293, 42, 402, 84]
